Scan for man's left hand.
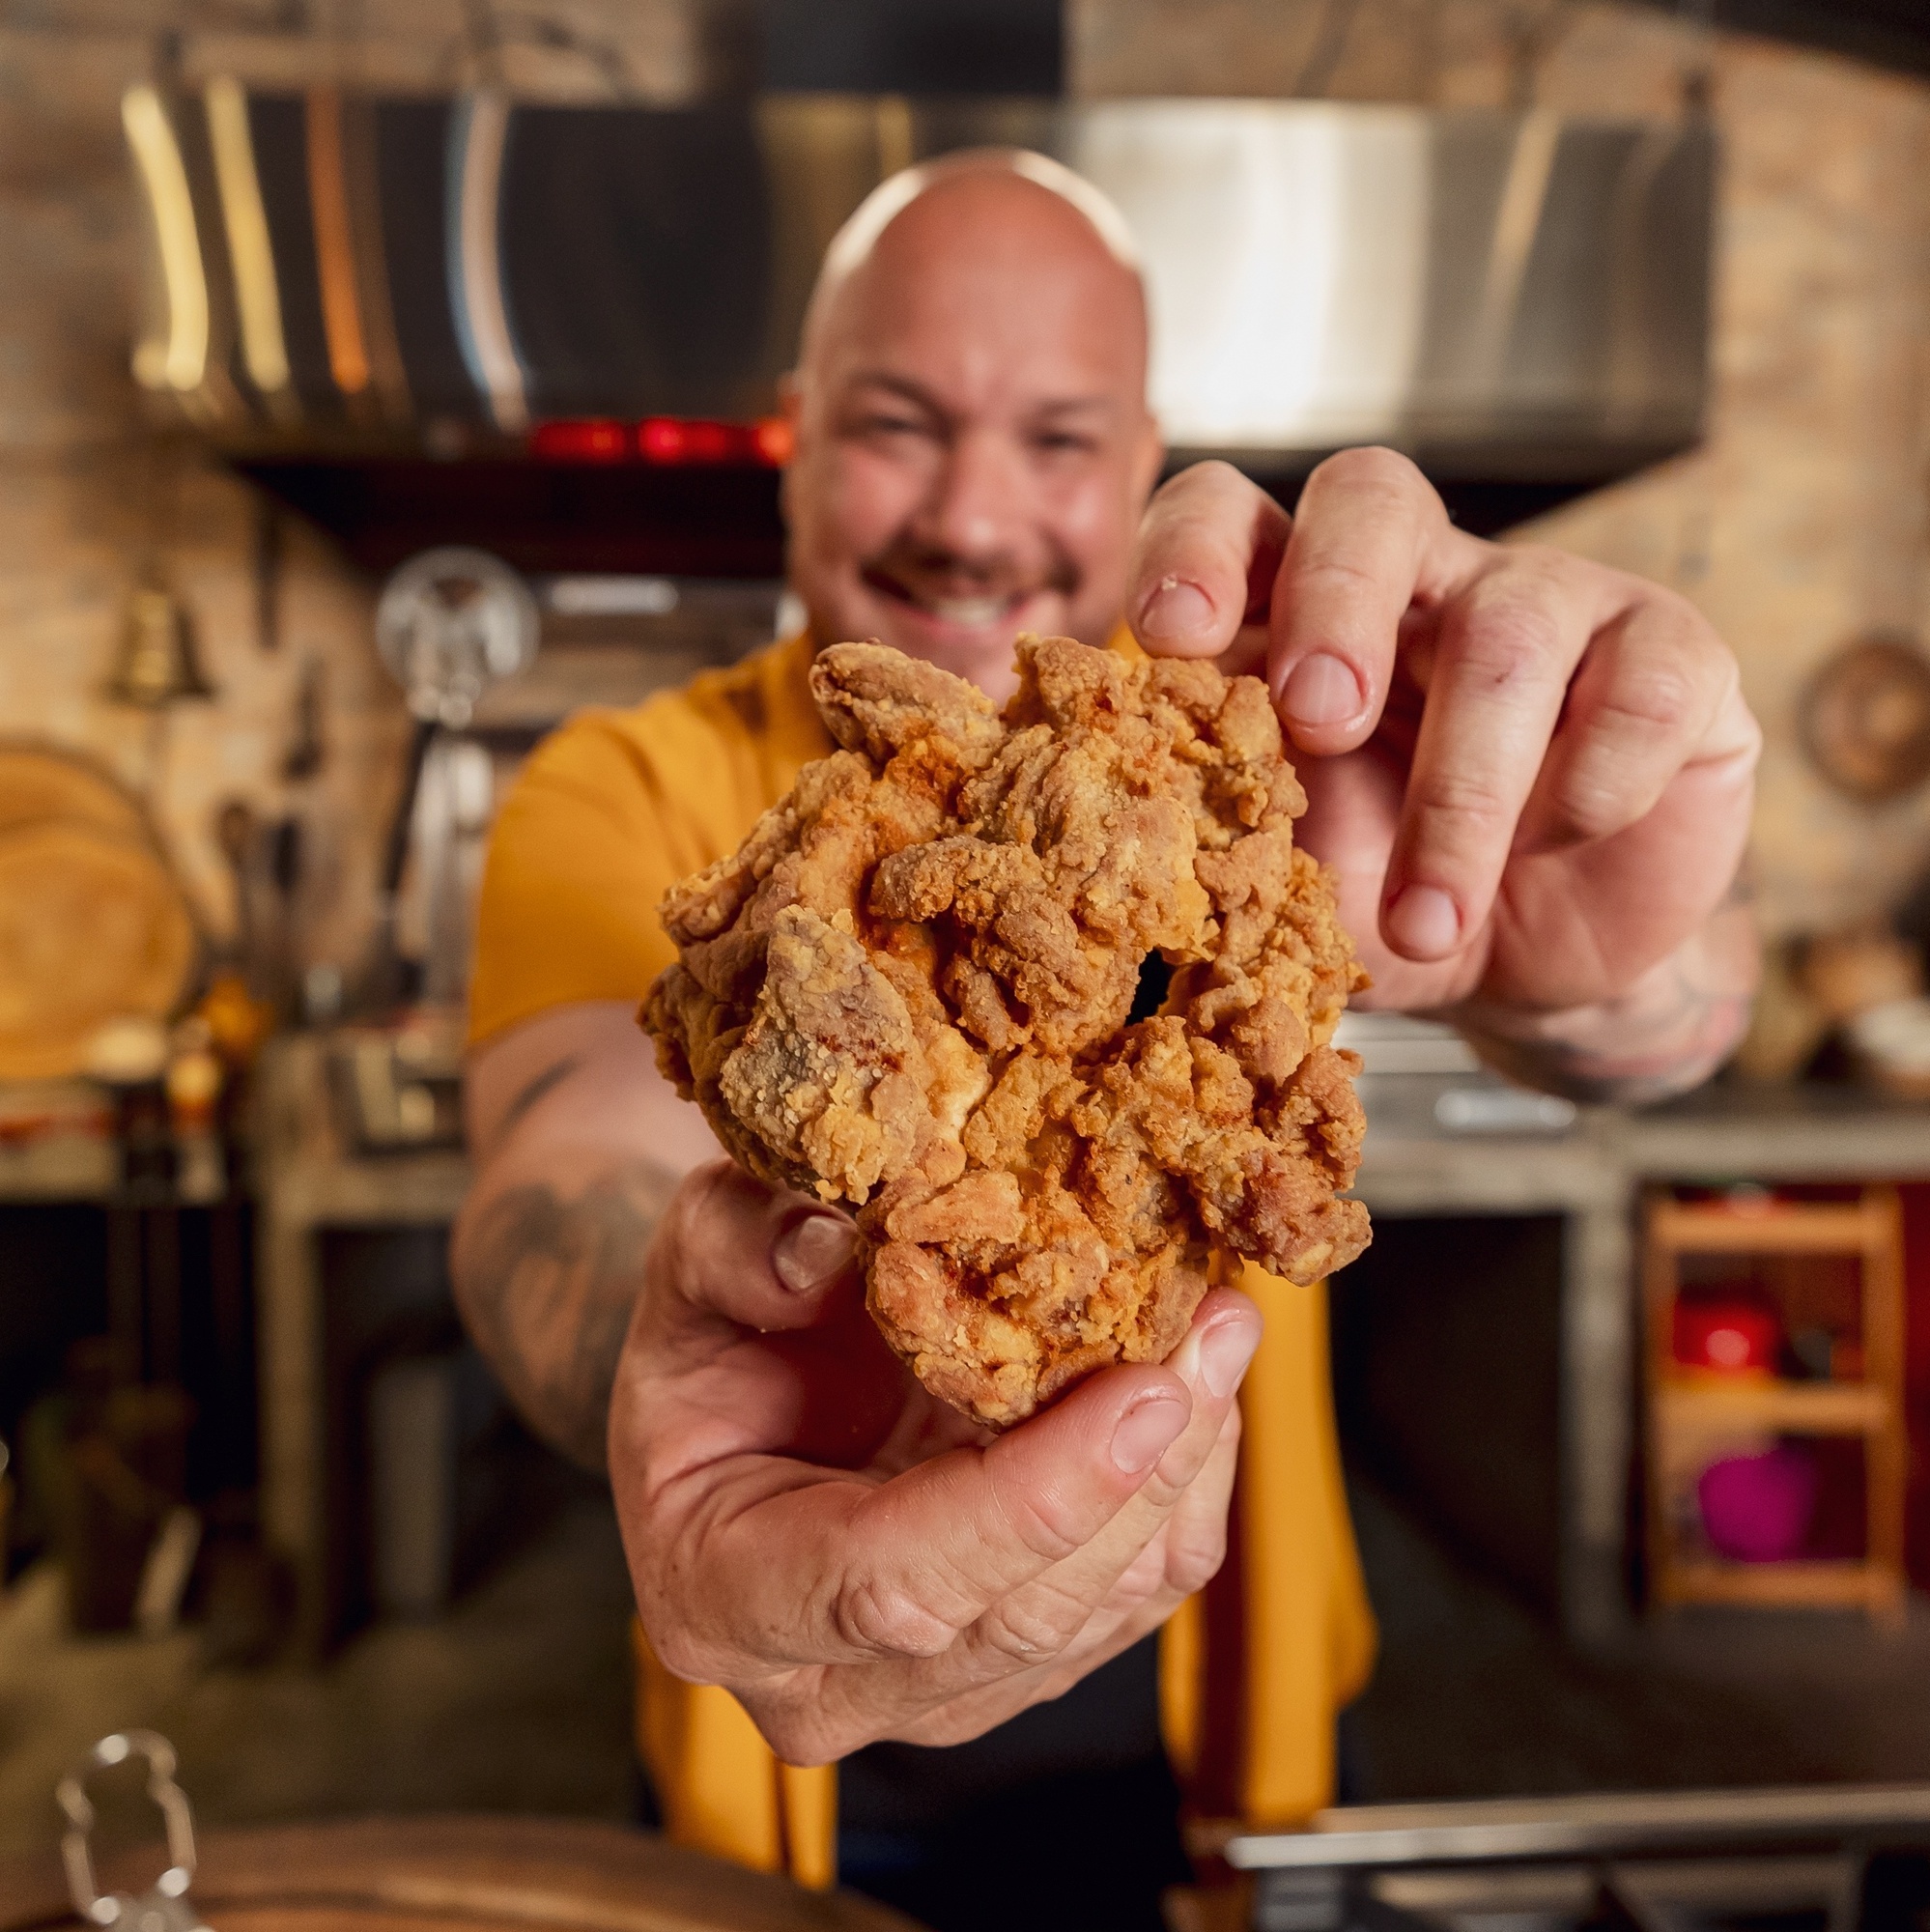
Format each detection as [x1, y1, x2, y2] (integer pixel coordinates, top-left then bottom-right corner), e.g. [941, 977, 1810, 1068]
[1126, 450, 1762, 1097]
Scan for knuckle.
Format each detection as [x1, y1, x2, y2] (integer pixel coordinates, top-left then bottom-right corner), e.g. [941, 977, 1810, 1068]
[1297, 554, 1387, 599]
[1110, 1540, 1173, 1605]
[1454, 594, 1565, 689]
[984, 1464, 1089, 1567]
[1495, 540, 1574, 582]
[1597, 665, 1699, 736]
[1413, 763, 1515, 834]
[1165, 1516, 1231, 1596]
[974, 1590, 1084, 1664]
[1314, 443, 1424, 500]
[1149, 457, 1243, 516]
[1551, 763, 1635, 842]
[834, 1577, 956, 1660]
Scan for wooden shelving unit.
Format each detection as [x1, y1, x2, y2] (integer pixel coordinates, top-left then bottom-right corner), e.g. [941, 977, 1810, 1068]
[1641, 1186, 1907, 1620]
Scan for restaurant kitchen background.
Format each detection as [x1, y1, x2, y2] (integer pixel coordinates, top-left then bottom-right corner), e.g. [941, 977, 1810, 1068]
[8, 0, 1930, 1889]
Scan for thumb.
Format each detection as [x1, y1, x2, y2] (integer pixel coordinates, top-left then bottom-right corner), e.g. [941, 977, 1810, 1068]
[639, 1159, 858, 1368]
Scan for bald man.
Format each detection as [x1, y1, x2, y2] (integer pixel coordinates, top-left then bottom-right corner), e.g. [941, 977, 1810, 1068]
[457, 153, 1758, 1929]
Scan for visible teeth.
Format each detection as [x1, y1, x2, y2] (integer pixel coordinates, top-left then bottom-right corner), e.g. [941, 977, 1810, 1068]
[922, 596, 1009, 626]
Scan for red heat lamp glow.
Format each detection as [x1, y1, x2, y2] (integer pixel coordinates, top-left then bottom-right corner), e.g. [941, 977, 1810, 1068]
[527, 417, 628, 462]
[530, 416, 795, 467]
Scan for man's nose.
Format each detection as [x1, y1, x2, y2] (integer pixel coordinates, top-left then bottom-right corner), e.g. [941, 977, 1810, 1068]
[917, 426, 1028, 563]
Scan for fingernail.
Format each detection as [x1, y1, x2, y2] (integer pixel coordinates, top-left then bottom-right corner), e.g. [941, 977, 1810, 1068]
[1198, 1318, 1261, 1401]
[1137, 575, 1215, 643]
[773, 1213, 857, 1293]
[1279, 652, 1363, 729]
[1384, 884, 1462, 959]
[1111, 1393, 1189, 1475]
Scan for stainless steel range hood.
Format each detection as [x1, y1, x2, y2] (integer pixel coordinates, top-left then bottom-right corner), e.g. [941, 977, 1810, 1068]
[125, 89, 1712, 566]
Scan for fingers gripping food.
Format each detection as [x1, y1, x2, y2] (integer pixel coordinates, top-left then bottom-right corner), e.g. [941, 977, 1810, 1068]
[643, 638, 1371, 1426]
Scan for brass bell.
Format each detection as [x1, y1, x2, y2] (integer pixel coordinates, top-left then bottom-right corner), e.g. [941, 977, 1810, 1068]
[109, 584, 215, 708]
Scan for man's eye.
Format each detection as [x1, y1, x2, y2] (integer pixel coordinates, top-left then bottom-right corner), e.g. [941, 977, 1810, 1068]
[1034, 430, 1097, 456]
[859, 413, 926, 439]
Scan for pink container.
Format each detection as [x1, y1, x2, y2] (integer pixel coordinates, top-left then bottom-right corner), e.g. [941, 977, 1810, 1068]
[1696, 1444, 1819, 1563]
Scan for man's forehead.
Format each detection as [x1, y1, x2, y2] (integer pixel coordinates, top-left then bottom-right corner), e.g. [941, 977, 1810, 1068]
[804, 165, 1149, 399]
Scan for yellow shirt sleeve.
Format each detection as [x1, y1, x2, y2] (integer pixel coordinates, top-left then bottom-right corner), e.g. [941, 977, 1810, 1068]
[468, 634, 829, 1048]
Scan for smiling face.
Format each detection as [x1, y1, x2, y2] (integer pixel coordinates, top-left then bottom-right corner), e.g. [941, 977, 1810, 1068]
[782, 165, 1163, 700]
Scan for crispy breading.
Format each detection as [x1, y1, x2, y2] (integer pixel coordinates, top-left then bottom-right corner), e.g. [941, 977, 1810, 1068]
[642, 636, 1371, 1427]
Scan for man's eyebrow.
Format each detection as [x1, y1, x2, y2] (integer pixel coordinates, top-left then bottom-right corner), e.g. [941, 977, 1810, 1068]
[842, 371, 947, 413]
[841, 374, 1120, 423]
[1029, 395, 1121, 421]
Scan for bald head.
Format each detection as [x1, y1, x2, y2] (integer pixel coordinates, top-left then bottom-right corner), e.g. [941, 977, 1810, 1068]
[799, 149, 1146, 377]
[781, 153, 1162, 697]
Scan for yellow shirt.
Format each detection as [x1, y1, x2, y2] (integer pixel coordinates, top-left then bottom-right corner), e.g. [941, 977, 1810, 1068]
[469, 630, 1377, 1881]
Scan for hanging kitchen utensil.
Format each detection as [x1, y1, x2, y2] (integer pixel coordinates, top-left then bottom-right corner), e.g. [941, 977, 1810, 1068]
[374, 546, 537, 730]
[107, 586, 215, 710]
[1800, 633, 1930, 802]
[57, 1730, 210, 1932]
[358, 548, 535, 1012]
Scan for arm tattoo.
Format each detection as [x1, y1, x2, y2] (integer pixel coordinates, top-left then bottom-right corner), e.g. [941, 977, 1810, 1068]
[455, 1160, 677, 1471]
[497, 1054, 581, 1140]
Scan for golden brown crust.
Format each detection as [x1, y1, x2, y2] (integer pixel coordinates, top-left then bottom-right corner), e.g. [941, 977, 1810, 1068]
[640, 636, 1372, 1427]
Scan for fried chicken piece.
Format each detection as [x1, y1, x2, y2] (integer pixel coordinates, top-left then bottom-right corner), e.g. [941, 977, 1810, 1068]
[643, 636, 1371, 1427]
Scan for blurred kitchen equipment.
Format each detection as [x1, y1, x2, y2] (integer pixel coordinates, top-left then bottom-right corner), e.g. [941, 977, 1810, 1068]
[1800, 925, 1921, 1023]
[1843, 996, 1930, 1098]
[1732, 937, 1830, 1083]
[131, 94, 1716, 574]
[1642, 1187, 1906, 1617]
[0, 748, 195, 1080]
[0, 743, 151, 841]
[1792, 924, 1930, 1095]
[106, 585, 214, 710]
[281, 652, 325, 780]
[328, 1014, 464, 1154]
[1673, 1295, 1782, 1376]
[360, 547, 536, 1011]
[1216, 1785, 1930, 1932]
[1801, 634, 1930, 802]
[213, 795, 259, 973]
[1697, 1442, 1819, 1563]
[1337, 1011, 1579, 1139]
[56, 1731, 209, 1932]
[0, 824, 195, 1082]
[377, 546, 539, 730]
[36, 1378, 195, 1634]
[367, 1351, 460, 1618]
[7, 1813, 921, 1932]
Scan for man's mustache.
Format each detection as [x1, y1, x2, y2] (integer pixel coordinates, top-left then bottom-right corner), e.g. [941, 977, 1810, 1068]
[859, 537, 1079, 606]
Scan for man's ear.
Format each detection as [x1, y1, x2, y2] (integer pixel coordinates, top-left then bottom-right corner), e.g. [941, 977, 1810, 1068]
[777, 372, 803, 528]
[1131, 413, 1166, 515]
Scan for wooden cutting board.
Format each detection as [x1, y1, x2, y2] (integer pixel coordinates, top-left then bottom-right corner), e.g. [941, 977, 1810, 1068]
[0, 1815, 921, 1932]
[0, 744, 152, 842]
[0, 819, 196, 1079]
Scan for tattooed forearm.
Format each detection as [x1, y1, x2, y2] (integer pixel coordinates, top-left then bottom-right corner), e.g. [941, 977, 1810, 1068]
[1448, 895, 1761, 1107]
[453, 1160, 678, 1470]
[497, 1054, 582, 1142]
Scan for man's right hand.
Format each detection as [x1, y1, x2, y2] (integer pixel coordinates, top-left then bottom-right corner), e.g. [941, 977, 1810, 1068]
[610, 1158, 1257, 1766]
